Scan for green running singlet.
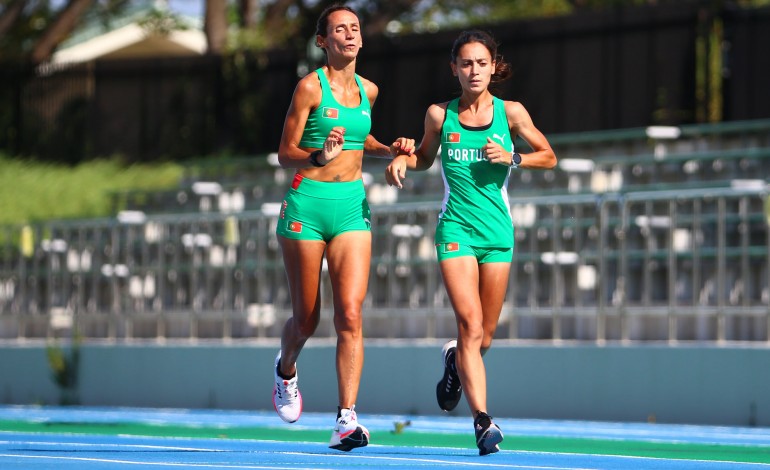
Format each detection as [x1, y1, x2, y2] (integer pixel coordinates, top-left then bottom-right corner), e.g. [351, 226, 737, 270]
[435, 96, 515, 251]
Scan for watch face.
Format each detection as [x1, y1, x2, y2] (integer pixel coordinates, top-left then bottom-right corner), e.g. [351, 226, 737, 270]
[513, 152, 522, 164]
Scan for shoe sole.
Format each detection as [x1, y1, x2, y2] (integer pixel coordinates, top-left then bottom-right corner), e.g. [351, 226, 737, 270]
[330, 428, 369, 452]
[477, 426, 504, 456]
[479, 444, 500, 456]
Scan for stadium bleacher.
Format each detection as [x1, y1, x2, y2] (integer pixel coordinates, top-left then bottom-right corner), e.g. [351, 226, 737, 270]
[1, 119, 768, 343]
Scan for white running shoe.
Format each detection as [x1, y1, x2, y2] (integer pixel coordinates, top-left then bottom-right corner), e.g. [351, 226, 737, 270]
[272, 352, 302, 423]
[329, 406, 370, 452]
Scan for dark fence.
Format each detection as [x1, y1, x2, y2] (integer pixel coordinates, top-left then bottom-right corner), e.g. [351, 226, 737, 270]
[0, 2, 768, 162]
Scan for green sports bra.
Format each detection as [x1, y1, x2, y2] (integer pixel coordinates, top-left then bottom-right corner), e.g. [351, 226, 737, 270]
[299, 69, 371, 150]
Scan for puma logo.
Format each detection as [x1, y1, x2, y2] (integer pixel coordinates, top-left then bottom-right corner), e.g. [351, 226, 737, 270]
[492, 133, 507, 145]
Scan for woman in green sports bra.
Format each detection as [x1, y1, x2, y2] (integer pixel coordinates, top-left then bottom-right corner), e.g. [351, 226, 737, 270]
[385, 29, 557, 455]
[272, 4, 414, 453]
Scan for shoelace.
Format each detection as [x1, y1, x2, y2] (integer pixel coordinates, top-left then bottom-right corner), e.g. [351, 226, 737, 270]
[445, 362, 460, 392]
[445, 374, 455, 392]
[444, 351, 461, 392]
[276, 379, 298, 400]
[284, 381, 298, 399]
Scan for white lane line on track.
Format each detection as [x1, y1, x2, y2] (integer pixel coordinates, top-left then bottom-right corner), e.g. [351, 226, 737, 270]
[283, 451, 598, 470]
[0, 440, 222, 452]
[513, 450, 770, 468]
[0, 454, 325, 470]
[0, 452, 596, 470]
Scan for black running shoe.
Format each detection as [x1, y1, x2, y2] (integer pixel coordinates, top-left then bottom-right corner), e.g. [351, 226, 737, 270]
[436, 339, 462, 411]
[474, 411, 504, 456]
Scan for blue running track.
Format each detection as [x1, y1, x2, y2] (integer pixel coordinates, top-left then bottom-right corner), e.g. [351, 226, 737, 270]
[1, 406, 770, 469]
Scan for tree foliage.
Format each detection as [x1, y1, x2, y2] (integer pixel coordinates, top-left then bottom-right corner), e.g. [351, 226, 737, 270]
[217, 0, 770, 53]
[0, 0, 133, 62]
[2, 0, 770, 60]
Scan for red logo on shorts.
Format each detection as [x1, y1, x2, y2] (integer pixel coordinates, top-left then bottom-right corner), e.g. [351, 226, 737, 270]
[446, 132, 461, 143]
[288, 221, 302, 233]
[446, 242, 459, 252]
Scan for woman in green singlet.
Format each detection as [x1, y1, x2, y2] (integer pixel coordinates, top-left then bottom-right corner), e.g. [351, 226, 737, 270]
[385, 29, 557, 455]
[272, 4, 414, 452]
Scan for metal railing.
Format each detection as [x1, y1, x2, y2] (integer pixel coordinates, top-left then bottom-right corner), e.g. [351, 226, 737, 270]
[1, 186, 768, 343]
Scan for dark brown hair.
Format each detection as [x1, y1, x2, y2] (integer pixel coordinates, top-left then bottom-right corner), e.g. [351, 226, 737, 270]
[315, 4, 359, 38]
[450, 30, 512, 83]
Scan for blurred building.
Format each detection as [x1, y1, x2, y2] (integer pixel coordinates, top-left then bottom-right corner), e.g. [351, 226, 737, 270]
[49, 0, 205, 65]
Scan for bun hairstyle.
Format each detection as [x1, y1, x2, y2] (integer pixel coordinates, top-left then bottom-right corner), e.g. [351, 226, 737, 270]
[315, 3, 359, 47]
[450, 30, 512, 83]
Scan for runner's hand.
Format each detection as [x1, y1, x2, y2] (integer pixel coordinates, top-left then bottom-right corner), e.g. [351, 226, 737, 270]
[386, 155, 409, 189]
[482, 136, 511, 166]
[320, 127, 346, 164]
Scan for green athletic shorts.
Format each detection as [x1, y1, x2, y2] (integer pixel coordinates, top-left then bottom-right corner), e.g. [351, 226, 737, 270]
[435, 242, 513, 263]
[276, 173, 371, 242]
[435, 218, 514, 263]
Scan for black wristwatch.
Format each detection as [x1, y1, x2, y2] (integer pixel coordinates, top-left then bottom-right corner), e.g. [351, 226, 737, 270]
[510, 152, 522, 168]
[309, 150, 326, 167]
